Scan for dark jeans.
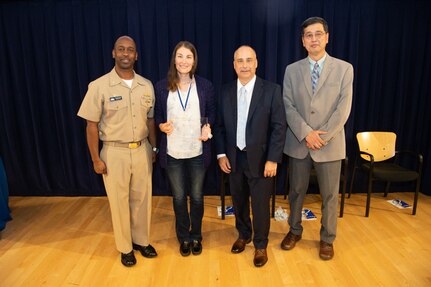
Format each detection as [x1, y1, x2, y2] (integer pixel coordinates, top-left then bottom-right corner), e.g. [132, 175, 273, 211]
[166, 154, 207, 243]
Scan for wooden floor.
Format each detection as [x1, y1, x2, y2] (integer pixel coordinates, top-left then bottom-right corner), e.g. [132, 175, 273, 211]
[1, 193, 431, 287]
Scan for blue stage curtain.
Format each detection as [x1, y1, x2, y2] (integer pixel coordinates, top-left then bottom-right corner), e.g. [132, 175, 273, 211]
[0, 158, 12, 230]
[0, 0, 430, 196]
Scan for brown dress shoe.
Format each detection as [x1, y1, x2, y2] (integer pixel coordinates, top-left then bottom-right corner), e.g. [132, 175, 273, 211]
[280, 231, 302, 250]
[231, 238, 252, 254]
[319, 240, 334, 260]
[253, 249, 268, 267]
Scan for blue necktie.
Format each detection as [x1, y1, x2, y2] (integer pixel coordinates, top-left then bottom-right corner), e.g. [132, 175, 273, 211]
[237, 86, 247, 150]
[311, 62, 320, 94]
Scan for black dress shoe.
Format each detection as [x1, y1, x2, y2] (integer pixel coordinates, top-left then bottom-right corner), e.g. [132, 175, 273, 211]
[180, 241, 191, 256]
[121, 251, 136, 267]
[231, 238, 252, 254]
[253, 249, 268, 267]
[132, 243, 158, 258]
[191, 240, 202, 255]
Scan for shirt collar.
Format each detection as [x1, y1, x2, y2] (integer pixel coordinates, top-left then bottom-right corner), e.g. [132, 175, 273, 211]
[237, 75, 257, 94]
[308, 53, 327, 71]
[109, 68, 140, 86]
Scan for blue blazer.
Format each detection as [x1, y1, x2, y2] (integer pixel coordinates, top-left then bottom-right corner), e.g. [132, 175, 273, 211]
[154, 75, 216, 168]
[215, 77, 287, 177]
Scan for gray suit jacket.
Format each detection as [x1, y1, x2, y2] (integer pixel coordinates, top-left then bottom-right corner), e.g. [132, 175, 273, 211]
[283, 54, 353, 162]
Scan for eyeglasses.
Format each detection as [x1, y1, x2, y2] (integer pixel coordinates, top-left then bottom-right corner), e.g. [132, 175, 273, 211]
[303, 31, 327, 40]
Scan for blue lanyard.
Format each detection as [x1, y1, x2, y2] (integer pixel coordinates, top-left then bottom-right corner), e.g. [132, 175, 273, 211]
[177, 83, 192, 112]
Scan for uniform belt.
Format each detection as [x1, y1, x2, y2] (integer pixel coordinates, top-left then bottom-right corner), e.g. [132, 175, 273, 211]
[104, 141, 143, 149]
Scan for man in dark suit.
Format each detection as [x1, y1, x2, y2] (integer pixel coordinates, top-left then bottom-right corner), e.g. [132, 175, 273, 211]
[215, 45, 286, 267]
[281, 17, 353, 260]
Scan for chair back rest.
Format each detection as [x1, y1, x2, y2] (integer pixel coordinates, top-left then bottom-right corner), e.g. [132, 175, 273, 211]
[356, 132, 396, 162]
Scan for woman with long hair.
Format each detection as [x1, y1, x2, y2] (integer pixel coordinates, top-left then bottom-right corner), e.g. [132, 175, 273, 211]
[154, 41, 215, 256]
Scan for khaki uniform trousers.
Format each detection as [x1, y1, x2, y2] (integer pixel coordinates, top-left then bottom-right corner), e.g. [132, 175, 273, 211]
[100, 140, 152, 253]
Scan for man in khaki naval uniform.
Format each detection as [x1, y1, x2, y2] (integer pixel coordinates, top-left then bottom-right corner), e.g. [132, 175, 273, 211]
[78, 36, 158, 267]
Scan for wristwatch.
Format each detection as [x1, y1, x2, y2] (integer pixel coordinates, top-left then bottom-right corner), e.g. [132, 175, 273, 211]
[152, 146, 159, 154]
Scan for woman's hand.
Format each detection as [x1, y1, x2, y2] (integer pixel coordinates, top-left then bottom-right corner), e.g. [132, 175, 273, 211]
[199, 124, 212, 141]
[159, 120, 174, 135]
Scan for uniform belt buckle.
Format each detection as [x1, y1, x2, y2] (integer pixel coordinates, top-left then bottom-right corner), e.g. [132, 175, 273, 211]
[128, 142, 139, 149]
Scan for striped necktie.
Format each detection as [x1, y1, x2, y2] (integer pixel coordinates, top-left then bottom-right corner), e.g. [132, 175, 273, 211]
[311, 62, 320, 94]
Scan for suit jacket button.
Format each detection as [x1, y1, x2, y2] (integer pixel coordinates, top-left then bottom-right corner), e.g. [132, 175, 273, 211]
[311, 111, 315, 114]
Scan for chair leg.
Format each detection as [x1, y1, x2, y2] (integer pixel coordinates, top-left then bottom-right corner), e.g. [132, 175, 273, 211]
[412, 179, 420, 215]
[284, 167, 289, 200]
[348, 166, 357, 199]
[339, 178, 347, 218]
[384, 182, 391, 197]
[271, 177, 276, 218]
[365, 174, 372, 217]
[220, 172, 226, 220]
[339, 158, 348, 218]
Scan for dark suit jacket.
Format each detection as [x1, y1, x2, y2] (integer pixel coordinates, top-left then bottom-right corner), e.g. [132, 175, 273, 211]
[154, 75, 216, 168]
[215, 77, 287, 177]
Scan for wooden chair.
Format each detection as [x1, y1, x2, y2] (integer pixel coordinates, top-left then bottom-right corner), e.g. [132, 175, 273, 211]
[349, 131, 423, 217]
[219, 172, 277, 219]
[283, 157, 348, 218]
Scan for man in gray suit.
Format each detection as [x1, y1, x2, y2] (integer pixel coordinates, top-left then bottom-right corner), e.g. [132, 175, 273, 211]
[281, 17, 353, 260]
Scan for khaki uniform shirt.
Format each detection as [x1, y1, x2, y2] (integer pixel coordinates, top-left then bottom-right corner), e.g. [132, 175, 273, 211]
[78, 68, 155, 143]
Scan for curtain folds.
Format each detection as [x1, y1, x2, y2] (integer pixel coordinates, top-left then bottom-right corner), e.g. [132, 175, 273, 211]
[0, 0, 429, 196]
